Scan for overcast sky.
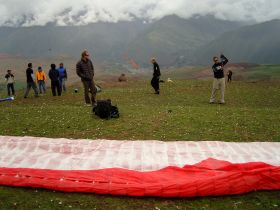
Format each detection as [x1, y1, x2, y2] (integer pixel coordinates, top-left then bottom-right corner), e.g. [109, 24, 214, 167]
[0, 0, 280, 26]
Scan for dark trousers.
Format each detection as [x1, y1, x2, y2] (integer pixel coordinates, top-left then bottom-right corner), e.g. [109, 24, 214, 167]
[51, 81, 61, 96]
[7, 83, 15, 96]
[24, 82, 38, 98]
[151, 76, 160, 92]
[82, 79, 97, 105]
[228, 76, 232, 82]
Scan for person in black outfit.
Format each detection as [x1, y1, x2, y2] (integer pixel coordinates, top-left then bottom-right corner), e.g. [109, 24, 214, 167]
[227, 70, 233, 83]
[5, 70, 15, 96]
[210, 54, 229, 104]
[151, 58, 161, 94]
[24, 63, 39, 98]
[48, 64, 61, 96]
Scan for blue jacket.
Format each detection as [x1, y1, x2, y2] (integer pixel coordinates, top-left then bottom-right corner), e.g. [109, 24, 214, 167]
[58, 67, 67, 79]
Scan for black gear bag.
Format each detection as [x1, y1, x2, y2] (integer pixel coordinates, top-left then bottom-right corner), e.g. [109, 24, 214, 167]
[93, 99, 119, 119]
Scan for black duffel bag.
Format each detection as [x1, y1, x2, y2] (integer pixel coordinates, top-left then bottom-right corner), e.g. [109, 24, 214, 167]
[93, 99, 119, 119]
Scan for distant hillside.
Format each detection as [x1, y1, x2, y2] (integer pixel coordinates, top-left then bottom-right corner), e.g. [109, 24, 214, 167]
[125, 15, 243, 66]
[0, 20, 148, 62]
[0, 15, 243, 66]
[194, 20, 280, 65]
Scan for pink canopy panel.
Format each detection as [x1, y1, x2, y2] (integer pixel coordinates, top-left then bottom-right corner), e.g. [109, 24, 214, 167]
[0, 136, 279, 197]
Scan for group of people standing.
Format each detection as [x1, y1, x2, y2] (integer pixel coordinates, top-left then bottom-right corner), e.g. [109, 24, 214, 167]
[3, 50, 232, 105]
[23, 62, 67, 98]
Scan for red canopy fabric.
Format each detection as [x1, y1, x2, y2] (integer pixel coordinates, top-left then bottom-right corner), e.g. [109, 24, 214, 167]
[0, 136, 279, 197]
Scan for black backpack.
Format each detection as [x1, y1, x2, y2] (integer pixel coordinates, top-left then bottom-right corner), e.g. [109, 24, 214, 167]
[93, 99, 119, 119]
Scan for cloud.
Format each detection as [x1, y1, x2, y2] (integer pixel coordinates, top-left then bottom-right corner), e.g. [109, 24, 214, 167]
[0, 0, 280, 26]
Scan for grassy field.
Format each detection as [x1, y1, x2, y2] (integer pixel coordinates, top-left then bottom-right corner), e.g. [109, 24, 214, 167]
[0, 79, 280, 209]
[242, 65, 280, 80]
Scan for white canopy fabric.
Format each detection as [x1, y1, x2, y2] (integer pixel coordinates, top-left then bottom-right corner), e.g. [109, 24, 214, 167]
[1, 136, 279, 171]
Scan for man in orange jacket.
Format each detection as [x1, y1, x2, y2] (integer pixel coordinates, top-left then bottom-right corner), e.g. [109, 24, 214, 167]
[36, 66, 47, 94]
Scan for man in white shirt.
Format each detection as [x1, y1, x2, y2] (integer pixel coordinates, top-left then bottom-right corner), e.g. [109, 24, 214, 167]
[5, 70, 15, 96]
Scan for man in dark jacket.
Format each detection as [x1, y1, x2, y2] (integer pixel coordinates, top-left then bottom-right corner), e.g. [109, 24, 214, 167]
[151, 58, 161, 94]
[210, 54, 229, 104]
[48, 64, 61, 96]
[24, 63, 39, 98]
[76, 50, 96, 106]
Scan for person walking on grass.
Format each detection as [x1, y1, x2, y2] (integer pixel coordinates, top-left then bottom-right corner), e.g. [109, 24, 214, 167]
[24, 63, 39, 98]
[48, 64, 61, 96]
[36, 66, 47, 94]
[76, 50, 96, 106]
[210, 54, 229, 104]
[5, 70, 15, 97]
[58, 63, 67, 92]
[151, 57, 161, 95]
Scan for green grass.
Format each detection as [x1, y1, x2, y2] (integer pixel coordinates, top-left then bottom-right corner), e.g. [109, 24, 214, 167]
[242, 65, 280, 80]
[0, 79, 280, 209]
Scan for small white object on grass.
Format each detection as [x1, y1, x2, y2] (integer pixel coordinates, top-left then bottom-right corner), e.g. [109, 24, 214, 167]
[167, 78, 174, 83]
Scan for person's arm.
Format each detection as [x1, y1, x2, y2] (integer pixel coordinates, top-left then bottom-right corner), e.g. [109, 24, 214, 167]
[36, 71, 39, 82]
[12, 74, 15, 83]
[220, 54, 228, 66]
[76, 62, 84, 79]
[48, 70, 52, 80]
[64, 69, 67, 80]
[154, 63, 161, 76]
[157, 63, 161, 76]
[212, 65, 217, 72]
[31, 70, 35, 81]
[90, 61, 94, 77]
[43, 72, 46, 82]
[5, 74, 8, 82]
[56, 70, 60, 80]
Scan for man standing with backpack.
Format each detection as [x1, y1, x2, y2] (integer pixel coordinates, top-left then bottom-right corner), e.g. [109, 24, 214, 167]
[76, 50, 96, 106]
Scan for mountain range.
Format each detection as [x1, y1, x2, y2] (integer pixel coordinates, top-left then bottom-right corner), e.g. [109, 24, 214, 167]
[0, 15, 279, 66]
[194, 19, 280, 65]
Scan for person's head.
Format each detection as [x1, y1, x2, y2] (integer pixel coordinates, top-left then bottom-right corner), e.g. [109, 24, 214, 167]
[59, 63, 63, 68]
[28, 63, 32, 68]
[38, 66, 42, 71]
[81, 50, 90, 61]
[51, 64, 56, 69]
[213, 56, 219, 64]
[151, 57, 156, 64]
[7, 69, 11, 74]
